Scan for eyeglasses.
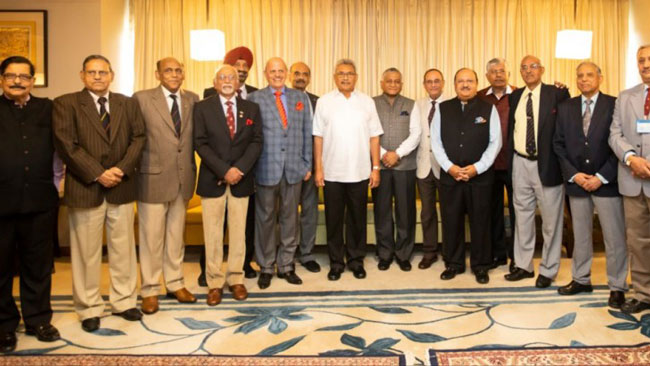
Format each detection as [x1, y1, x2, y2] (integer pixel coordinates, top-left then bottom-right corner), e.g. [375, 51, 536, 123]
[520, 64, 541, 71]
[335, 72, 356, 78]
[217, 74, 237, 81]
[2, 73, 33, 82]
[161, 68, 183, 75]
[85, 70, 111, 77]
[488, 69, 507, 75]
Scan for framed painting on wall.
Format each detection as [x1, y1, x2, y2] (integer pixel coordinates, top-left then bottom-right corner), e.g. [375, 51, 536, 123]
[0, 10, 48, 87]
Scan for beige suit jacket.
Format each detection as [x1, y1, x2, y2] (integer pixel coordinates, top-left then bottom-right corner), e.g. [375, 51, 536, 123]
[415, 97, 443, 179]
[133, 87, 199, 203]
[53, 89, 146, 208]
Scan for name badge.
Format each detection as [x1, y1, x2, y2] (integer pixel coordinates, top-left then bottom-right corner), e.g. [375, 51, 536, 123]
[637, 119, 650, 134]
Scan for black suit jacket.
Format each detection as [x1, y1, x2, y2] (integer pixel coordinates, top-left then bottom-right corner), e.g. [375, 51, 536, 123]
[553, 93, 619, 197]
[508, 83, 570, 186]
[0, 95, 58, 215]
[193, 95, 263, 197]
[203, 84, 258, 99]
[306, 91, 319, 111]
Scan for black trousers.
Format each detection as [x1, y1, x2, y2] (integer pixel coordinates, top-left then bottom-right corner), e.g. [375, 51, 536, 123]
[324, 180, 368, 271]
[416, 171, 440, 259]
[491, 169, 515, 262]
[439, 180, 493, 272]
[199, 192, 256, 275]
[372, 169, 416, 262]
[0, 209, 55, 332]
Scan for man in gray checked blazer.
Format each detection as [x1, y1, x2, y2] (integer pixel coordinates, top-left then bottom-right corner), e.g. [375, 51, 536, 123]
[248, 57, 313, 289]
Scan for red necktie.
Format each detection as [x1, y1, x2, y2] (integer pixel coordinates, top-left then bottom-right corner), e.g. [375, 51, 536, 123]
[225, 100, 235, 139]
[643, 89, 650, 119]
[274, 90, 288, 129]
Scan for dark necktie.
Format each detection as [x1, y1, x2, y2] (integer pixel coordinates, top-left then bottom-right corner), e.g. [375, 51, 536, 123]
[225, 100, 235, 139]
[236, 88, 243, 99]
[427, 100, 436, 126]
[170, 94, 181, 137]
[275, 90, 288, 129]
[98, 96, 110, 138]
[643, 89, 650, 119]
[582, 98, 593, 136]
[525, 92, 536, 156]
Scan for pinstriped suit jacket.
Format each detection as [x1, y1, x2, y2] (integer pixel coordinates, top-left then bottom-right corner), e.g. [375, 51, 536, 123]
[53, 89, 146, 208]
[248, 86, 312, 186]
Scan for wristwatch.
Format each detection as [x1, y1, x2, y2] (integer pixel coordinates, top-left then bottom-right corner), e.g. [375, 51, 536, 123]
[372, 165, 380, 170]
[625, 156, 633, 167]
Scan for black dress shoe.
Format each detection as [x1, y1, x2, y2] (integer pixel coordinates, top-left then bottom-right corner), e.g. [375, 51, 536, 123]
[440, 268, 464, 280]
[535, 274, 552, 288]
[489, 257, 508, 269]
[278, 271, 303, 285]
[377, 259, 391, 271]
[112, 308, 143, 321]
[509, 260, 517, 274]
[258, 273, 272, 289]
[302, 260, 321, 273]
[557, 281, 593, 295]
[397, 259, 412, 272]
[197, 272, 207, 287]
[475, 269, 489, 284]
[504, 268, 534, 281]
[25, 323, 60, 342]
[608, 291, 626, 309]
[621, 299, 650, 314]
[418, 255, 438, 269]
[0, 332, 16, 353]
[327, 268, 342, 281]
[244, 265, 257, 279]
[81, 317, 100, 333]
[352, 267, 366, 279]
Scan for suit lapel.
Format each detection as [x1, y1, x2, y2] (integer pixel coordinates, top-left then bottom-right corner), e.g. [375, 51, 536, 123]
[211, 96, 231, 138]
[285, 90, 295, 128]
[79, 90, 109, 143]
[180, 89, 192, 135]
[152, 88, 177, 135]
[234, 97, 246, 139]
[587, 96, 605, 138]
[629, 84, 646, 121]
[108, 92, 123, 144]
[537, 85, 551, 138]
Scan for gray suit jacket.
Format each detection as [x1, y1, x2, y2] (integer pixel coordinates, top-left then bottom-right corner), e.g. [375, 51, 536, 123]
[609, 83, 650, 197]
[415, 97, 442, 179]
[133, 87, 199, 203]
[53, 89, 146, 208]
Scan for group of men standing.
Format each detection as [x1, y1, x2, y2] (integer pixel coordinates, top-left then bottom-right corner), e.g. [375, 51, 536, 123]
[2, 44, 650, 354]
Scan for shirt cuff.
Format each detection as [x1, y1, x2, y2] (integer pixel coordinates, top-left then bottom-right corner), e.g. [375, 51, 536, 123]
[568, 174, 576, 183]
[624, 150, 636, 164]
[595, 173, 609, 184]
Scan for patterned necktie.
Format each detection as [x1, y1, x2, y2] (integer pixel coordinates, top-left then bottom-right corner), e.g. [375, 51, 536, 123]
[170, 94, 181, 137]
[525, 92, 536, 156]
[643, 89, 650, 119]
[98, 96, 110, 138]
[583, 99, 593, 136]
[225, 100, 235, 139]
[427, 100, 436, 126]
[274, 90, 288, 129]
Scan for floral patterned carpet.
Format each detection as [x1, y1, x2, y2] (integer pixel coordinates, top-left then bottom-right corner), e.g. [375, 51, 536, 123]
[5, 255, 650, 365]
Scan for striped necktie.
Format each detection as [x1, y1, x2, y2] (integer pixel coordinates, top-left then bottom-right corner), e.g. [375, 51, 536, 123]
[98, 96, 110, 138]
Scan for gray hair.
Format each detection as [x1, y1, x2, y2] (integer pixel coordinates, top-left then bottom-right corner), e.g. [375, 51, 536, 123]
[382, 67, 401, 79]
[335, 58, 356, 73]
[638, 44, 650, 55]
[486, 58, 507, 72]
[576, 61, 602, 75]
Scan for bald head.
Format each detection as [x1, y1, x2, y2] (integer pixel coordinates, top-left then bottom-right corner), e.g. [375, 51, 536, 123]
[520, 55, 545, 89]
[264, 57, 288, 90]
[155, 57, 185, 92]
[289, 62, 311, 91]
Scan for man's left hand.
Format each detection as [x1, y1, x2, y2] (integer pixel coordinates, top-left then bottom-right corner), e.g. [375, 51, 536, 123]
[583, 176, 603, 192]
[381, 151, 400, 168]
[303, 171, 312, 181]
[460, 165, 478, 181]
[369, 169, 380, 188]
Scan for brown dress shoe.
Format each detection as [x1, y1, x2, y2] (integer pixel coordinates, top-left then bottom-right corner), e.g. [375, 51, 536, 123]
[141, 296, 159, 314]
[167, 288, 197, 303]
[229, 284, 248, 301]
[207, 288, 223, 306]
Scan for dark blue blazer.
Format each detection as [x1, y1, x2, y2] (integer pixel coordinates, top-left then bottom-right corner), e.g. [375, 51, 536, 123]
[553, 93, 619, 197]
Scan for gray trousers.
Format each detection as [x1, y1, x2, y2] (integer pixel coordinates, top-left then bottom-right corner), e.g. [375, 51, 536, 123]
[568, 195, 628, 291]
[512, 155, 565, 278]
[416, 171, 440, 259]
[298, 175, 318, 263]
[254, 175, 301, 274]
[623, 194, 650, 302]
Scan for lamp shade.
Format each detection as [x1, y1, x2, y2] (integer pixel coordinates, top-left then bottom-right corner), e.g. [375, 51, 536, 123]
[190, 29, 225, 61]
[555, 30, 593, 59]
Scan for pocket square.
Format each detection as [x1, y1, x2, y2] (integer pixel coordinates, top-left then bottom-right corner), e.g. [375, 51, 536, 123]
[474, 116, 487, 124]
[246, 119, 254, 126]
[400, 110, 410, 116]
[295, 101, 304, 111]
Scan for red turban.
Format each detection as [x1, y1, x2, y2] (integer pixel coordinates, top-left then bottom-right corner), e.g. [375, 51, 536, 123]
[223, 46, 254, 68]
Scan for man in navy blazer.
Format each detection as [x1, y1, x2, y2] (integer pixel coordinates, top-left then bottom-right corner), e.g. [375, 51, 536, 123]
[194, 65, 263, 306]
[248, 57, 312, 289]
[505, 55, 570, 288]
[553, 62, 628, 309]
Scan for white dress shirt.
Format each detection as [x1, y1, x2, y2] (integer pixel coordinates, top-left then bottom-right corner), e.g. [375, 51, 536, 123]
[88, 90, 110, 114]
[161, 85, 181, 113]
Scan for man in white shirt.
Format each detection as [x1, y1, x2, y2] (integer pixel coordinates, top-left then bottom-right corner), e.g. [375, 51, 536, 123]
[313, 59, 383, 281]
